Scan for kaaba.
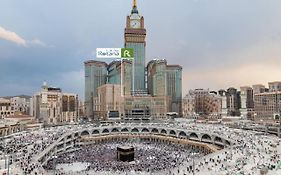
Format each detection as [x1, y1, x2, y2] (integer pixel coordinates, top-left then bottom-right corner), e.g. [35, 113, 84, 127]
[117, 146, 134, 162]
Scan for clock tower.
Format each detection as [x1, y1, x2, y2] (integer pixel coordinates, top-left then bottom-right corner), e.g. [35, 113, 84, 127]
[125, 0, 146, 94]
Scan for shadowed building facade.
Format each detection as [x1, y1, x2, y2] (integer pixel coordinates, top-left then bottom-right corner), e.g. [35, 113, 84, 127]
[147, 59, 182, 116]
[84, 60, 108, 119]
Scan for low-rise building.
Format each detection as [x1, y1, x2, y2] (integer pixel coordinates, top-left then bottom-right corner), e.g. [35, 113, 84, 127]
[182, 89, 222, 119]
[0, 98, 14, 119]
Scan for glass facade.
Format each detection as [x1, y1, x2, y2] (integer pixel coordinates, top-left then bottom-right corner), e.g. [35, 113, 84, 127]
[126, 43, 146, 93]
[84, 61, 108, 118]
[166, 66, 182, 115]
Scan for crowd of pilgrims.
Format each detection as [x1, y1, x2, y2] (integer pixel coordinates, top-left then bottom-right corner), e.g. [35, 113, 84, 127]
[44, 139, 206, 174]
[0, 122, 280, 175]
[0, 125, 83, 175]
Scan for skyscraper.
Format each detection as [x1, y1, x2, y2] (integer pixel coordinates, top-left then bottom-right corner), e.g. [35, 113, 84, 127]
[84, 60, 108, 119]
[124, 0, 146, 94]
[166, 65, 182, 115]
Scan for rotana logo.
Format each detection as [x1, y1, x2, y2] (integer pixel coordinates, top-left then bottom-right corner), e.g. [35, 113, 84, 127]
[121, 48, 134, 59]
[96, 48, 134, 59]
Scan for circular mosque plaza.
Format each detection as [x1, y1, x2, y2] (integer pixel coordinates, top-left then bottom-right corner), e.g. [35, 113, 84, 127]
[0, 120, 281, 175]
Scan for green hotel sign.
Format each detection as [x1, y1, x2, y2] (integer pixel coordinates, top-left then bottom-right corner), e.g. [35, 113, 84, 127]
[121, 48, 134, 59]
[96, 48, 134, 60]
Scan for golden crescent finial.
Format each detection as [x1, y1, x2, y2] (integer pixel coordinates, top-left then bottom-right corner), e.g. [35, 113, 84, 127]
[133, 0, 137, 7]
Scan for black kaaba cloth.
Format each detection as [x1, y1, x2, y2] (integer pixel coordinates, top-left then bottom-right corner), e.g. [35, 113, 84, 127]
[117, 146, 134, 162]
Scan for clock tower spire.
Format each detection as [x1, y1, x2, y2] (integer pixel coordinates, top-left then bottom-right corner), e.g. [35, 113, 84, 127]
[131, 0, 139, 14]
[133, 0, 137, 7]
[125, 0, 147, 94]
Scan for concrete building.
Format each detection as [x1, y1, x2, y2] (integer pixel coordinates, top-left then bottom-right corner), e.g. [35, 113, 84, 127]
[93, 84, 123, 120]
[0, 95, 32, 119]
[226, 88, 241, 116]
[107, 60, 132, 96]
[165, 65, 182, 115]
[254, 91, 281, 121]
[94, 84, 171, 121]
[182, 89, 222, 118]
[32, 82, 79, 125]
[252, 84, 267, 94]
[147, 59, 167, 97]
[147, 59, 182, 115]
[182, 93, 195, 118]
[84, 60, 108, 119]
[123, 95, 171, 120]
[240, 86, 254, 120]
[0, 98, 14, 119]
[268, 81, 281, 92]
[218, 90, 228, 117]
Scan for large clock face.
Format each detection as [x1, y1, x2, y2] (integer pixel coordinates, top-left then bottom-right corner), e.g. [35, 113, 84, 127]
[130, 20, 140, 28]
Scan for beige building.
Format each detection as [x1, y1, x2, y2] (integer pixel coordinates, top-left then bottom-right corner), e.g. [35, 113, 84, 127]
[182, 89, 222, 119]
[93, 84, 171, 120]
[32, 82, 79, 125]
[268, 81, 281, 92]
[93, 84, 123, 120]
[254, 91, 281, 121]
[0, 98, 14, 119]
[252, 84, 267, 94]
[240, 86, 254, 120]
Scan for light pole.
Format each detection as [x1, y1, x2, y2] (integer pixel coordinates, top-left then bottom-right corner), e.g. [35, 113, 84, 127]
[191, 151, 198, 175]
[52, 155, 58, 175]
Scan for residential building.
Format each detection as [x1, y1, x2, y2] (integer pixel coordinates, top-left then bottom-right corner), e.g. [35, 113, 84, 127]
[182, 89, 222, 118]
[268, 81, 281, 92]
[0, 98, 14, 119]
[254, 91, 281, 121]
[32, 82, 79, 125]
[226, 88, 241, 116]
[240, 86, 254, 119]
[0, 95, 32, 119]
[252, 84, 266, 94]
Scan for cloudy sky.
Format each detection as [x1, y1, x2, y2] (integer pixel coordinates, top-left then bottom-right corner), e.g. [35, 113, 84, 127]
[1, 0, 281, 99]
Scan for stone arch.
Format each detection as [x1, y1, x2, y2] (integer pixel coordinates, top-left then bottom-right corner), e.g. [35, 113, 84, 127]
[121, 128, 129, 132]
[161, 129, 167, 134]
[179, 131, 187, 137]
[92, 130, 99, 135]
[169, 130, 176, 135]
[111, 128, 119, 133]
[201, 134, 212, 141]
[102, 128, 109, 133]
[190, 132, 199, 139]
[141, 128, 149, 132]
[151, 128, 159, 133]
[81, 130, 90, 136]
[214, 136, 222, 143]
[131, 128, 139, 133]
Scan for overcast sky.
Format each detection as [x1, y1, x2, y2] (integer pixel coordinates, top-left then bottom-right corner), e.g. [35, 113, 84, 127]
[1, 0, 281, 99]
